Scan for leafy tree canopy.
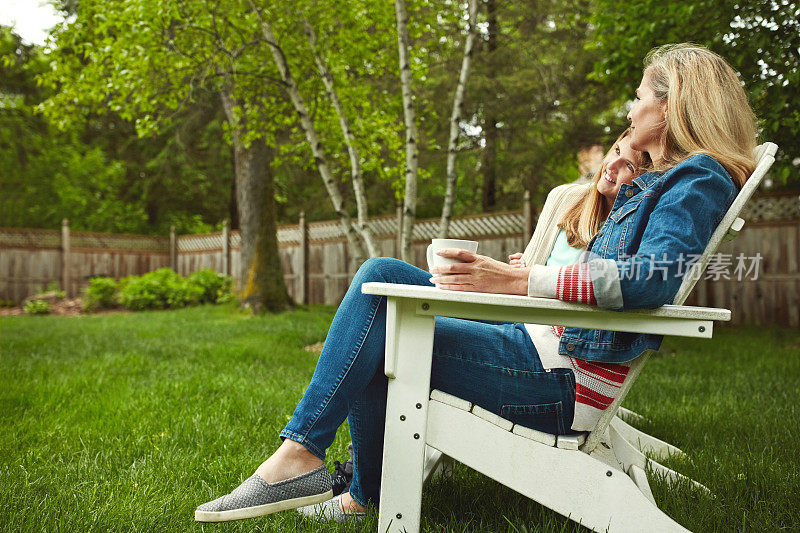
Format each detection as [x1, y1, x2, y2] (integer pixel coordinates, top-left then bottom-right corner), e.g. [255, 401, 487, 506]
[5, 0, 796, 239]
[0, 24, 234, 234]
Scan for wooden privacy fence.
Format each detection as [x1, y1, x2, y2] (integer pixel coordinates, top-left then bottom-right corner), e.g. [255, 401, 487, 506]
[1, 192, 798, 327]
[0, 221, 170, 302]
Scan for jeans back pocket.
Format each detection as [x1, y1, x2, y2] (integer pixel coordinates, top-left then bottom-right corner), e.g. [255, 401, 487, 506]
[501, 401, 565, 435]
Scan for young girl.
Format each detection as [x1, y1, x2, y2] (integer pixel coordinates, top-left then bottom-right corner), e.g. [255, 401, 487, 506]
[195, 43, 757, 524]
[510, 126, 649, 269]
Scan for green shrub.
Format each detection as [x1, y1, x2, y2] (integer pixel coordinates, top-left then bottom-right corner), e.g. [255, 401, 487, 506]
[165, 275, 203, 308]
[215, 292, 236, 305]
[0, 299, 15, 308]
[84, 277, 118, 312]
[118, 268, 203, 311]
[23, 300, 51, 315]
[117, 274, 155, 311]
[44, 282, 66, 300]
[188, 269, 234, 304]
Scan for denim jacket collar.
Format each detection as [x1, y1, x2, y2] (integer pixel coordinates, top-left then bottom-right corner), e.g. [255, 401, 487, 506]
[633, 169, 662, 190]
[609, 170, 663, 214]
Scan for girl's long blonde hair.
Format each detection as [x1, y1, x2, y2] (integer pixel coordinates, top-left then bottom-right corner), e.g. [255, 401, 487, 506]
[559, 128, 648, 248]
[644, 43, 758, 188]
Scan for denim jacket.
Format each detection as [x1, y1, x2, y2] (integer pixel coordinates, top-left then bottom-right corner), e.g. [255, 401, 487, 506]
[529, 154, 737, 363]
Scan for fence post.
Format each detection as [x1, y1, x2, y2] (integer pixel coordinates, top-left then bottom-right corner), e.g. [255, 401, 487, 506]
[523, 190, 532, 244]
[169, 225, 178, 272]
[221, 219, 230, 276]
[299, 211, 308, 305]
[61, 218, 71, 297]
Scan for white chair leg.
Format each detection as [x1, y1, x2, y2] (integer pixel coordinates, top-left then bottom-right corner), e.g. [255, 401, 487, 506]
[608, 421, 710, 495]
[377, 300, 436, 533]
[422, 446, 454, 484]
[610, 416, 687, 461]
[628, 464, 657, 505]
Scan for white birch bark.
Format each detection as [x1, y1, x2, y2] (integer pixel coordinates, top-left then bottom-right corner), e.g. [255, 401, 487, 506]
[302, 18, 379, 258]
[395, 0, 420, 263]
[250, 5, 367, 264]
[438, 0, 480, 238]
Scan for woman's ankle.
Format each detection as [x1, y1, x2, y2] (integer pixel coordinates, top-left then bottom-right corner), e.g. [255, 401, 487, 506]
[338, 491, 367, 513]
[255, 439, 324, 483]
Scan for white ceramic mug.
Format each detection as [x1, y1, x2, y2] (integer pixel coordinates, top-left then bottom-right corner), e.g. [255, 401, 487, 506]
[426, 238, 479, 274]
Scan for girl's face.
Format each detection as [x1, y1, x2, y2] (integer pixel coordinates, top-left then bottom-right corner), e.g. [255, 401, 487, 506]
[595, 135, 640, 207]
[627, 71, 668, 161]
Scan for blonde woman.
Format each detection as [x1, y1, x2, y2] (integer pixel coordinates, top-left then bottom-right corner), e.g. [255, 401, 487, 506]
[196, 44, 758, 524]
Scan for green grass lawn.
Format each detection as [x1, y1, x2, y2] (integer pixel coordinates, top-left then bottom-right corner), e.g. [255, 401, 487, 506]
[1, 304, 798, 532]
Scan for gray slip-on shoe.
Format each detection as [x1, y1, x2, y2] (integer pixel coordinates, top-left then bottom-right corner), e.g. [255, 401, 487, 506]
[297, 495, 366, 524]
[195, 465, 333, 523]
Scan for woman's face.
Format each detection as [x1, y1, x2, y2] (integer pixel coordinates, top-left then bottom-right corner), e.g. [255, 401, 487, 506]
[595, 135, 640, 207]
[627, 70, 667, 161]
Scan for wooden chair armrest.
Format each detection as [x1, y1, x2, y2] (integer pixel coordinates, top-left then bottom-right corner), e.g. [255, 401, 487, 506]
[362, 282, 729, 337]
[363, 282, 729, 380]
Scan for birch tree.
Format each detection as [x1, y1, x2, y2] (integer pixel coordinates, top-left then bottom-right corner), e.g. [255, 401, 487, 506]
[302, 18, 380, 258]
[248, 3, 368, 265]
[394, 0, 420, 263]
[438, 0, 480, 238]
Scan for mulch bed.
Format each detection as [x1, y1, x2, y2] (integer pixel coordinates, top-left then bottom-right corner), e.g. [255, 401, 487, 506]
[1, 295, 130, 317]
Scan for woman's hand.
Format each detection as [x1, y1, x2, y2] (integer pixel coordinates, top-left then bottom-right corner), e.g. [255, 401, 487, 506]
[508, 252, 526, 268]
[430, 249, 531, 295]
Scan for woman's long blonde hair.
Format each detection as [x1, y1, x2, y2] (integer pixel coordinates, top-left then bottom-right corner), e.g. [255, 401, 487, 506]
[645, 43, 758, 188]
[559, 128, 648, 248]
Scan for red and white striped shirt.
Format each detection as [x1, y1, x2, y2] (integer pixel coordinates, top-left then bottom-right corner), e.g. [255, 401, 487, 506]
[557, 264, 632, 429]
[525, 262, 632, 431]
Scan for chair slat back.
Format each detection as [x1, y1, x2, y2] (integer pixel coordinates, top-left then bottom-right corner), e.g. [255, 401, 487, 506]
[580, 142, 778, 453]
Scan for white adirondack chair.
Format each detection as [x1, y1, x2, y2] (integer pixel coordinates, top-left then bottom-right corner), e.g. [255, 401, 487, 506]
[362, 143, 777, 533]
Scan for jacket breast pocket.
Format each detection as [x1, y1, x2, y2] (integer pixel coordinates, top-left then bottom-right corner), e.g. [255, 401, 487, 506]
[608, 197, 649, 257]
[610, 197, 643, 224]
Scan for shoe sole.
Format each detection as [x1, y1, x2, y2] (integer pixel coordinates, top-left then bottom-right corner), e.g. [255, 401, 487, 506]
[194, 489, 334, 523]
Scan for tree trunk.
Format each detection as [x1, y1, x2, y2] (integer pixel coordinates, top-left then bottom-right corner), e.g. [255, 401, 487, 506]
[482, 116, 498, 211]
[439, 0, 480, 237]
[250, 5, 368, 267]
[228, 147, 239, 230]
[395, 0, 420, 263]
[302, 18, 380, 258]
[481, 0, 498, 212]
[220, 88, 292, 313]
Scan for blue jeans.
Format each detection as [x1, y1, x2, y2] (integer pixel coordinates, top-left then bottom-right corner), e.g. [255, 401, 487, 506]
[280, 258, 577, 508]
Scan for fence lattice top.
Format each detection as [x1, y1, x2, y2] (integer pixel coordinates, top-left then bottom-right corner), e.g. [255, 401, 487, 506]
[2, 193, 797, 251]
[178, 234, 225, 252]
[0, 228, 167, 251]
[275, 211, 526, 244]
[71, 233, 168, 251]
[0, 228, 62, 249]
[743, 194, 800, 221]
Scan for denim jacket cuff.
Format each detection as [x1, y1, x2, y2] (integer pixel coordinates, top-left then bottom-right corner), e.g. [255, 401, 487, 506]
[528, 264, 559, 298]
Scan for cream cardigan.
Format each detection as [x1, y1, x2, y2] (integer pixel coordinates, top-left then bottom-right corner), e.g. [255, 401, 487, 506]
[521, 182, 592, 267]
